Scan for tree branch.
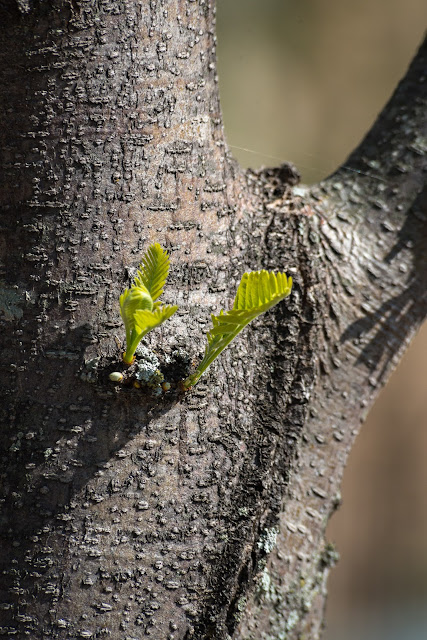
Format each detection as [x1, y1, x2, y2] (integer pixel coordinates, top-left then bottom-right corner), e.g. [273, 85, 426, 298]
[233, 35, 426, 640]
[334, 35, 426, 197]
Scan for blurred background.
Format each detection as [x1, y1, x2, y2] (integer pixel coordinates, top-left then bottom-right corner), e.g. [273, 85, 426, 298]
[216, 2, 427, 639]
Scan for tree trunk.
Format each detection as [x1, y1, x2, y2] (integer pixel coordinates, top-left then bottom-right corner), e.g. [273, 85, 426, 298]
[0, 2, 425, 639]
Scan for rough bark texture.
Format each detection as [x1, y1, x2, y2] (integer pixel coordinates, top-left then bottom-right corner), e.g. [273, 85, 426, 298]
[0, 2, 425, 639]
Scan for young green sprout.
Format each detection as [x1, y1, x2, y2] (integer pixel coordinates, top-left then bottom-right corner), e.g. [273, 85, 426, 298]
[182, 269, 292, 389]
[120, 243, 178, 364]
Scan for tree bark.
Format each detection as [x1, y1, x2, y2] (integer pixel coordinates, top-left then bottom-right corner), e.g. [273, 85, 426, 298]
[0, 2, 425, 639]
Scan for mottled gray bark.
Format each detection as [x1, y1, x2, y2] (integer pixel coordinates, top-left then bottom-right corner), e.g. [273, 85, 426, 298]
[0, 2, 425, 639]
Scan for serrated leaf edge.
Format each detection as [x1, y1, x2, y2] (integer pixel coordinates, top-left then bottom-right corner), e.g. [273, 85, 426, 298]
[183, 270, 292, 388]
[120, 244, 177, 364]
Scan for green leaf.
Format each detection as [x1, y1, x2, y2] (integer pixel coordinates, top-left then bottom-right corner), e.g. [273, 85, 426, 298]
[120, 285, 153, 350]
[123, 304, 178, 364]
[134, 243, 171, 302]
[134, 305, 178, 338]
[183, 270, 292, 388]
[119, 244, 177, 364]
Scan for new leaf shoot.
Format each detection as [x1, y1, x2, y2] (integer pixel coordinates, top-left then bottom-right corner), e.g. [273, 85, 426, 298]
[120, 244, 178, 364]
[183, 270, 292, 388]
